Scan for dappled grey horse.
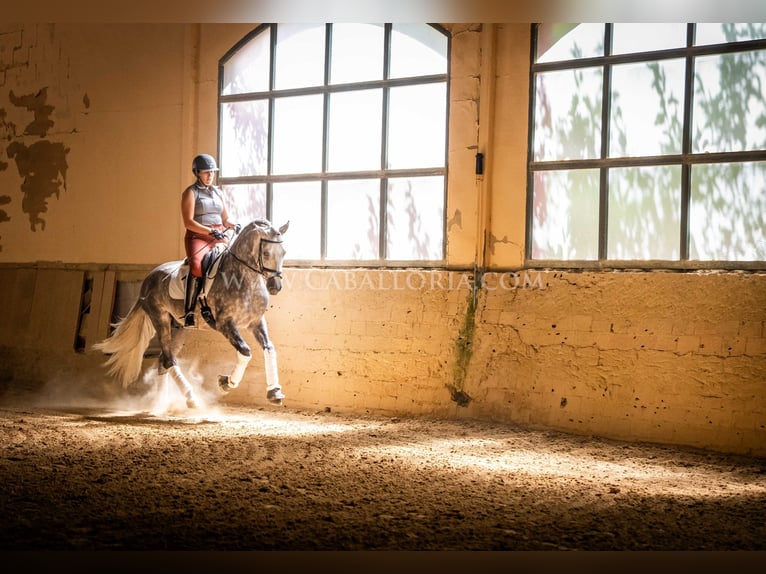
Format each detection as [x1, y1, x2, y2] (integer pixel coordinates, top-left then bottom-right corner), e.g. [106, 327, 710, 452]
[93, 218, 289, 409]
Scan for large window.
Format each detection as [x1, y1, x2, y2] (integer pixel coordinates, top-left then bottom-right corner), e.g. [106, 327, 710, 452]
[528, 23, 766, 267]
[219, 24, 449, 264]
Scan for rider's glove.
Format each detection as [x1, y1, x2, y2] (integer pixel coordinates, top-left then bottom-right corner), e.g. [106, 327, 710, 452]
[210, 229, 225, 240]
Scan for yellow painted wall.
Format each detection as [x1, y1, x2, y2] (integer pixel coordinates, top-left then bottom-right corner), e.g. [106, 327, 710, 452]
[0, 23, 764, 456]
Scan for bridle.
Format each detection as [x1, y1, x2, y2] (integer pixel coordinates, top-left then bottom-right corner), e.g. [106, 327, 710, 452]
[226, 236, 284, 279]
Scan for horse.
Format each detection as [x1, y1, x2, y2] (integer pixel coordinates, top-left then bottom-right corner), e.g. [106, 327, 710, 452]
[92, 218, 289, 410]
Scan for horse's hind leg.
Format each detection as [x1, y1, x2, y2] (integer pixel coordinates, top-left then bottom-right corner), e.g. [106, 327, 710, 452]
[156, 313, 199, 409]
[253, 317, 284, 405]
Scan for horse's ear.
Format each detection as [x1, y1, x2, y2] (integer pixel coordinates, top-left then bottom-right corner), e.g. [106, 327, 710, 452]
[279, 221, 290, 235]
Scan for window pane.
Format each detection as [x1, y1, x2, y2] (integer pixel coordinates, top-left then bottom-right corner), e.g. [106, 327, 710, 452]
[219, 23, 450, 265]
[272, 182, 321, 260]
[220, 184, 267, 225]
[387, 83, 446, 169]
[533, 67, 603, 161]
[386, 176, 444, 260]
[693, 52, 766, 153]
[690, 162, 766, 261]
[612, 23, 687, 54]
[330, 23, 384, 84]
[272, 95, 324, 175]
[327, 179, 380, 259]
[220, 100, 269, 177]
[389, 24, 447, 79]
[328, 89, 383, 172]
[536, 23, 604, 63]
[608, 166, 681, 260]
[275, 24, 325, 90]
[610, 59, 685, 157]
[222, 27, 271, 95]
[531, 169, 600, 260]
[695, 23, 766, 45]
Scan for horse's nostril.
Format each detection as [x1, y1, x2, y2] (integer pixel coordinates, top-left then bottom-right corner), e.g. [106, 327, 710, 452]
[267, 277, 282, 294]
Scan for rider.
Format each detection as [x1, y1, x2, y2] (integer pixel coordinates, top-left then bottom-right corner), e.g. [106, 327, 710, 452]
[181, 153, 239, 327]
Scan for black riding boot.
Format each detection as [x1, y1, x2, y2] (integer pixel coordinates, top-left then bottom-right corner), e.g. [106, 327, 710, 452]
[184, 275, 204, 327]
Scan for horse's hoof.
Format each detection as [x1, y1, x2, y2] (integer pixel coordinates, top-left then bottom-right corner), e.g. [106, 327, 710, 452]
[267, 388, 285, 405]
[218, 375, 232, 394]
[186, 393, 199, 409]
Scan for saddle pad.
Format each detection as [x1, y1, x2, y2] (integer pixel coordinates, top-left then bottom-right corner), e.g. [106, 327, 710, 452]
[167, 261, 188, 300]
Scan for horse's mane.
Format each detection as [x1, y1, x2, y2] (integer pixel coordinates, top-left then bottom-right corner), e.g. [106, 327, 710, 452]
[250, 218, 274, 232]
[252, 217, 271, 227]
[229, 218, 277, 249]
[237, 217, 275, 237]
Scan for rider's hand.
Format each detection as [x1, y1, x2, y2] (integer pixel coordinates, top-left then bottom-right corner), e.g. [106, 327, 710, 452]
[210, 229, 225, 240]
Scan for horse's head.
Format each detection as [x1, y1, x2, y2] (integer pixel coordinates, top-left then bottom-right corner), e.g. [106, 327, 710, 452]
[248, 219, 289, 295]
[261, 221, 289, 294]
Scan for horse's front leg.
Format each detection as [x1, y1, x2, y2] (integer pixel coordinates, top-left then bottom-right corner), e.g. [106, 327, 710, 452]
[217, 319, 252, 394]
[253, 316, 284, 405]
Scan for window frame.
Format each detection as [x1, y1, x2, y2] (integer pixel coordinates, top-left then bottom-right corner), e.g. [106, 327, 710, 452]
[526, 23, 766, 270]
[217, 23, 451, 268]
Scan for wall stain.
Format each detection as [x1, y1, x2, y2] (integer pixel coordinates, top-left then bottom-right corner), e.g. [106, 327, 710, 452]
[488, 232, 523, 258]
[447, 271, 479, 407]
[4, 87, 70, 233]
[447, 208, 462, 231]
[9, 89, 55, 137]
[0, 195, 9, 252]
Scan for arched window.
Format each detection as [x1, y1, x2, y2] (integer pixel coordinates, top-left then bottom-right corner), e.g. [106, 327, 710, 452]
[218, 23, 449, 264]
[528, 23, 766, 268]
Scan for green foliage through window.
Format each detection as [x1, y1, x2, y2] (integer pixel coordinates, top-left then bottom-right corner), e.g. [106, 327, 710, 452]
[529, 23, 766, 266]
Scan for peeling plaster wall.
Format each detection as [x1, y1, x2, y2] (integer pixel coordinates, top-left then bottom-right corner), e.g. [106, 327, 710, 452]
[0, 23, 764, 456]
[0, 24, 189, 263]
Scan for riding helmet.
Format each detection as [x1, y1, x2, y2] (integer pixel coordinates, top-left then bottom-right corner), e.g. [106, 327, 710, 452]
[192, 153, 219, 174]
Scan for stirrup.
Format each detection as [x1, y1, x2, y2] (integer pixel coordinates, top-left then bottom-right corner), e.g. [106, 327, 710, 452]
[199, 295, 216, 329]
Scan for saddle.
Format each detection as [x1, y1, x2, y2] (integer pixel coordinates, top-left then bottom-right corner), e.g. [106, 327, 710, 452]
[167, 243, 227, 301]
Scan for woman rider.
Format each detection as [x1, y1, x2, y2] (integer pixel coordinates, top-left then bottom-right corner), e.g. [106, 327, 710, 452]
[181, 153, 239, 327]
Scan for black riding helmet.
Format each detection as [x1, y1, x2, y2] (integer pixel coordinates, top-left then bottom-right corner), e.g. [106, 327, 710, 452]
[192, 153, 219, 175]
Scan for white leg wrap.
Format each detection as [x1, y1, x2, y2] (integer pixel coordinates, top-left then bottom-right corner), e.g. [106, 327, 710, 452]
[169, 365, 199, 408]
[229, 351, 252, 388]
[264, 348, 280, 391]
[168, 365, 193, 395]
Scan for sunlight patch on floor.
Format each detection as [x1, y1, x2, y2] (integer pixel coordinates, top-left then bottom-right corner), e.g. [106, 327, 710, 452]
[356, 438, 766, 498]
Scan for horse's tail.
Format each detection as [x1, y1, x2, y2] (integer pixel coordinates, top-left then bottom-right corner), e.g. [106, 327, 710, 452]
[91, 300, 156, 388]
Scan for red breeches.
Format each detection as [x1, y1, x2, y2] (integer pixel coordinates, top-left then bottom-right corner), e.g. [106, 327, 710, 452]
[184, 229, 225, 277]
